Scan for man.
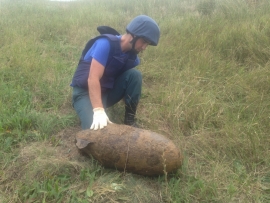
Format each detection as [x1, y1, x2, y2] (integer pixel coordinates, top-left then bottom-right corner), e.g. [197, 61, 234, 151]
[71, 15, 160, 130]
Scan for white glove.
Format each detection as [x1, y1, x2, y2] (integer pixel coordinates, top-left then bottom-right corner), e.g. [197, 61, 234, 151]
[90, 107, 112, 130]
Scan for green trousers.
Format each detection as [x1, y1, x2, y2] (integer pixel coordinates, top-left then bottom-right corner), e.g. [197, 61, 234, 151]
[72, 69, 142, 129]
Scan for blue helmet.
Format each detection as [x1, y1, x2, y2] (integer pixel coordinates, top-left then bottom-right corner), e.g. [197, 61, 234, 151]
[126, 15, 160, 46]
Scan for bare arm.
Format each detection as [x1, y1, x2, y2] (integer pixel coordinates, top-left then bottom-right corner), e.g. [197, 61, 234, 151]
[88, 58, 105, 108]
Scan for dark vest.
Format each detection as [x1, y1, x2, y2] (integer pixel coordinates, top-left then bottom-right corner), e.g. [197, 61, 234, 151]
[71, 34, 137, 91]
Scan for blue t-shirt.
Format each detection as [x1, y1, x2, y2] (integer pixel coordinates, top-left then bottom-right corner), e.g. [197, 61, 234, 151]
[83, 35, 140, 67]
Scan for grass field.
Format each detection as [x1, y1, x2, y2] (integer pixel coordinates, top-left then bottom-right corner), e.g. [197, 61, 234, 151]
[1, 0, 270, 202]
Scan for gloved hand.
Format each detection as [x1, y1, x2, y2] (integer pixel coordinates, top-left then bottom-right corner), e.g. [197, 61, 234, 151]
[90, 107, 112, 130]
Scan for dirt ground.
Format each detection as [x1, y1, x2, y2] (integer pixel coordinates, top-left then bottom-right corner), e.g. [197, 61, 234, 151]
[54, 125, 86, 161]
[1, 126, 173, 202]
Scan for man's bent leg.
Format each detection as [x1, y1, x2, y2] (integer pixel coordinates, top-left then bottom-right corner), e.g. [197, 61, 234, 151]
[106, 69, 142, 125]
[72, 87, 109, 129]
[72, 87, 93, 129]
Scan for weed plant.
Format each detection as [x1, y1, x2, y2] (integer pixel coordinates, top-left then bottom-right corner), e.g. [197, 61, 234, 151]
[1, 0, 270, 202]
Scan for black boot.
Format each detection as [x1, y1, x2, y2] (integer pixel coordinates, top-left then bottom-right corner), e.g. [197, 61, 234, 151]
[124, 104, 139, 127]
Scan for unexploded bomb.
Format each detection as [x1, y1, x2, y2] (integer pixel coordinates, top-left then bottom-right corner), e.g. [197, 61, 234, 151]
[75, 124, 182, 176]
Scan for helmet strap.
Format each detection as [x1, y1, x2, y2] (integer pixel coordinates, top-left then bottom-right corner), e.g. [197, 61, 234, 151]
[129, 34, 140, 54]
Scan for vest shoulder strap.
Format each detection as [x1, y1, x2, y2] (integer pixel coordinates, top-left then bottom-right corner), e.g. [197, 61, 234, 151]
[81, 26, 120, 57]
[81, 34, 120, 58]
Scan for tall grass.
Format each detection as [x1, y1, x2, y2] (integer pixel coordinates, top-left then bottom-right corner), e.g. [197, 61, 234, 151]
[1, 0, 270, 202]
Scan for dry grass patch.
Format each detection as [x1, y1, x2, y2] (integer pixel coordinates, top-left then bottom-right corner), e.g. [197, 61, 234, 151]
[1, 127, 166, 202]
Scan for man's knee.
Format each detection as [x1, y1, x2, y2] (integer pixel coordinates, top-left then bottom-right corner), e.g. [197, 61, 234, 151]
[74, 101, 93, 129]
[127, 69, 142, 82]
[72, 88, 93, 129]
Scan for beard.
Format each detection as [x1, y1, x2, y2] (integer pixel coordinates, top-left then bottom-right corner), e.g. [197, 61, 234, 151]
[130, 48, 139, 55]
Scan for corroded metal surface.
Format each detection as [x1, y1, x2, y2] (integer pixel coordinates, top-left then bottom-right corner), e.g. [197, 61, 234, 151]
[75, 124, 182, 176]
